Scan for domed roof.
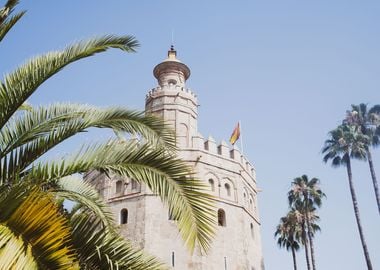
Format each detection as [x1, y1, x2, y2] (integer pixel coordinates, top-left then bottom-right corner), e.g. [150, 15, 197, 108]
[153, 46, 191, 80]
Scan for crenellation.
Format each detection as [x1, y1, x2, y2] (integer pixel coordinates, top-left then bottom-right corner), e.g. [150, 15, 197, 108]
[146, 86, 198, 100]
[217, 140, 229, 157]
[87, 47, 263, 270]
[192, 133, 204, 149]
[230, 145, 241, 161]
[204, 135, 216, 153]
[195, 134, 256, 177]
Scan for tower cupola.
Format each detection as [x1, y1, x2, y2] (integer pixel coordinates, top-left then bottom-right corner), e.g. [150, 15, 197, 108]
[153, 46, 190, 88]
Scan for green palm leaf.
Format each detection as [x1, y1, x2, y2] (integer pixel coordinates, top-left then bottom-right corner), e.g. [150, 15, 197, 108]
[0, 10, 25, 42]
[0, 35, 139, 129]
[53, 176, 116, 229]
[1, 103, 175, 183]
[0, 0, 25, 46]
[26, 140, 216, 253]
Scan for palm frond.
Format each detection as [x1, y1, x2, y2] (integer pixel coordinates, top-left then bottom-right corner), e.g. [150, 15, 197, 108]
[1, 103, 175, 182]
[0, 184, 77, 269]
[25, 140, 216, 253]
[70, 214, 168, 270]
[52, 176, 116, 229]
[0, 35, 139, 128]
[0, 10, 25, 42]
[0, 0, 20, 24]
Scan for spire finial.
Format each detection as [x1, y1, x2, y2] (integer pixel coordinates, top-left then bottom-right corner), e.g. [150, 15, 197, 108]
[171, 29, 175, 49]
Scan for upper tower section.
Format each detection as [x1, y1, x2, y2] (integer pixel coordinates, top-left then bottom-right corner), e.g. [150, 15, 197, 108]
[146, 47, 198, 148]
[153, 45, 190, 88]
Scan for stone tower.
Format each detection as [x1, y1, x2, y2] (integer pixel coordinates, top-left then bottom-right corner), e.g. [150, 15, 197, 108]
[146, 45, 197, 149]
[85, 47, 264, 270]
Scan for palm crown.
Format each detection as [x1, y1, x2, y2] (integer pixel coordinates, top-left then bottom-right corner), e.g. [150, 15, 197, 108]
[322, 124, 369, 166]
[344, 103, 380, 146]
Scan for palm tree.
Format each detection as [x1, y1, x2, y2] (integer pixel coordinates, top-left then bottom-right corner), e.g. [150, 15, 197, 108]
[275, 210, 301, 270]
[345, 103, 380, 214]
[0, 1, 215, 268]
[293, 206, 311, 270]
[322, 124, 373, 270]
[288, 175, 325, 270]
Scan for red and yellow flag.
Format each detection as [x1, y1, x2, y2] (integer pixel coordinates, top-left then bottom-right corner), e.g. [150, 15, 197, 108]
[229, 122, 240, 145]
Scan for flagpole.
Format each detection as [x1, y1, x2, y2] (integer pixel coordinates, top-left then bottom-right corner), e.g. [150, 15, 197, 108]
[239, 120, 244, 155]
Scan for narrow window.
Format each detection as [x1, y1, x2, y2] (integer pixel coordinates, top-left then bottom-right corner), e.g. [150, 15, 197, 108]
[218, 209, 226, 227]
[224, 257, 228, 270]
[250, 223, 255, 239]
[225, 183, 231, 197]
[131, 179, 138, 190]
[116, 180, 123, 194]
[250, 199, 253, 211]
[171, 252, 175, 267]
[209, 179, 215, 192]
[120, 208, 128, 224]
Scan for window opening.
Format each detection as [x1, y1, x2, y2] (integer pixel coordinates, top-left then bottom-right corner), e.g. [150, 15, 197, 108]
[116, 180, 123, 193]
[225, 183, 231, 197]
[209, 179, 215, 192]
[218, 209, 226, 227]
[120, 209, 128, 224]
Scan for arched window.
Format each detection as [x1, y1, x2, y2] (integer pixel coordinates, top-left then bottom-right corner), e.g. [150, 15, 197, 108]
[209, 179, 215, 192]
[249, 193, 255, 212]
[178, 123, 189, 147]
[116, 180, 123, 194]
[225, 183, 231, 197]
[250, 223, 255, 239]
[218, 209, 226, 227]
[120, 209, 128, 224]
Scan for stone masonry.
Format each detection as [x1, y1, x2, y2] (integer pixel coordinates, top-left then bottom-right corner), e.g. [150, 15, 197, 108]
[85, 47, 264, 270]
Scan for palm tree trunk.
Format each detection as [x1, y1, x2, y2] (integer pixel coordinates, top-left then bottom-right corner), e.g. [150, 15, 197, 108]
[366, 149, 380, 215]
[305, 213, 317, 270]
[302, 223, 311, 270]
[291, 246, 297, 270]
[346, 157, 373, 270]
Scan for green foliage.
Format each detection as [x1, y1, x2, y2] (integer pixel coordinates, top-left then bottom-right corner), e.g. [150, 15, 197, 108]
[322, 124, 369, 167]
[0, 184, 77, 269]
[0, 1, 215, 269]
[344, 103, 380, 147]
[275, 210, 301, 252]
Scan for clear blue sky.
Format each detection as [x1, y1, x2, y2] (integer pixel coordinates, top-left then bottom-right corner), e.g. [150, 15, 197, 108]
[2, 1, 380, 269]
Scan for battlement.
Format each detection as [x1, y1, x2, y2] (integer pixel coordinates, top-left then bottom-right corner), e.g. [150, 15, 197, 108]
[146, 86, 197, 100]
[192, 134, 256, 179]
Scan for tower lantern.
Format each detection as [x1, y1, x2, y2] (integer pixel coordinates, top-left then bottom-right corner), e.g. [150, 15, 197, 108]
[153, 45, 190, 88]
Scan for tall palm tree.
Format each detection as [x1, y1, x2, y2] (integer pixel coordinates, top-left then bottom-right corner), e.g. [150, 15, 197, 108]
[322, 124, 373, 270]
[0, 1, 216, 268]
[288, 175, 325, 270]
[345, 103, 380, 214]
[293, 205, 311, 270]
[275, 210, 301, 270]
